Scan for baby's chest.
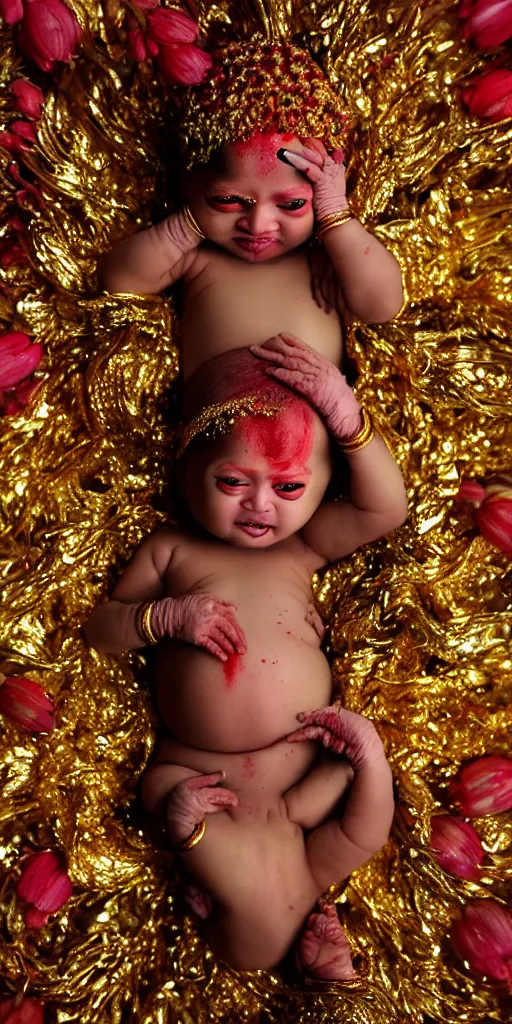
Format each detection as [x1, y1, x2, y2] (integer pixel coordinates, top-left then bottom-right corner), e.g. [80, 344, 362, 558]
[165, 543, 312, 604]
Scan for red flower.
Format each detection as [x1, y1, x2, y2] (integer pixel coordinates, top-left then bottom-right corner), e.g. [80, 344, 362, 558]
[157, 43, 212, 86]
[0, 332, 43, 389]
[10, 79, 45, 120]
[430, 815, 483, 880]
[146, 8, 197, 47]
[451, 899, 512, 989]
[11, 120, 36, 142]
[462, 69, 512, 121]
[0, 994, 44, 1024]
[126, 22, 148, 62]
[0, 0, 23, 24]
[460, 0, 512, 50]
[450, 756, 512, 817]
[456, 477, 512, 554]
[16, 850, 72, 928]
[0, 674, 53, 732]
[457, 478, 486, 503]
[4, 377, 40, 414]
[16, 0, 83, 72]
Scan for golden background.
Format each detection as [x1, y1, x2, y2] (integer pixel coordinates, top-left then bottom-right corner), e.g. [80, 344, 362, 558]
[1, 0, 512, 1020]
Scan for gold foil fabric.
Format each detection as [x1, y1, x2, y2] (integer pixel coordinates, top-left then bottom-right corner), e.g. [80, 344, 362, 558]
[0, 1, 511, 1022]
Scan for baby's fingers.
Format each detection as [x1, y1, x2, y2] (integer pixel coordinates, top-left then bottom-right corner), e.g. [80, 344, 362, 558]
[286, 725, 329, 744]
[203, 637, 229, 662]
[185, 771, 225, 790]
[221, 614, 247, 653]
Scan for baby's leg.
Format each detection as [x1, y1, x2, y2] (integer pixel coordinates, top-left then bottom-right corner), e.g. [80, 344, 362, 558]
[284, 750, 354, 830]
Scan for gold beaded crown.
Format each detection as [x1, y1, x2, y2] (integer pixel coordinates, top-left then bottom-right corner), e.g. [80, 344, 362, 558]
[178, 40, 352, 170]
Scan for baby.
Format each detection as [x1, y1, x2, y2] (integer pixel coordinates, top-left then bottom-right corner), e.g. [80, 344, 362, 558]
[85, 339, 406, 976]
[99, 131, 404, 383]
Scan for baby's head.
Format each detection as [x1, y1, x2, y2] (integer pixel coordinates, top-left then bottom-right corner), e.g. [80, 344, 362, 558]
[184, 132, 315, 263]
[178, 350, 332, 548]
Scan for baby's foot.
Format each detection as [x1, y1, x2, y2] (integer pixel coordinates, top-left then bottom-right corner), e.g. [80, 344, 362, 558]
[184, 882, 213, 920]
[297, 900, 356, 981]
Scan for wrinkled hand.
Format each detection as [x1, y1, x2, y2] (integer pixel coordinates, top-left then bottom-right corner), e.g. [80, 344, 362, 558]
[166, 771, 238, 845]
[287, 703, 386, 771]
[306, 602, 325, 641]
[308, 242, 344, 315]
[250, 333, 362, 441]
[278, 139, 348, 220]
[151, 594, 247, 662]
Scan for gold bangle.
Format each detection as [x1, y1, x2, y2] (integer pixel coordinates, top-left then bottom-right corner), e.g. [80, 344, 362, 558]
[340, 409, 375, 454]
[316, 209, 354, 239]
[178, 818, 206, 853]
[182, 204, 205, 240]
[137, 600, 159, 645]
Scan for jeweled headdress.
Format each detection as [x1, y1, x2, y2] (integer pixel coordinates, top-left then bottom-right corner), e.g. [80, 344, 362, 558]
[178, 40, 353, 170]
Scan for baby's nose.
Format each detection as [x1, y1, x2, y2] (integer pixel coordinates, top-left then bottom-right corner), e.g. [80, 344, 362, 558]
[241, 490, 269, 513]
[238, 204, 279, 236]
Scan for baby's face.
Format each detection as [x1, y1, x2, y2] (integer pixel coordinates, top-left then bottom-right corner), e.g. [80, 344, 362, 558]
[183, 409, 332, 548]
[185, 132, 315, 262]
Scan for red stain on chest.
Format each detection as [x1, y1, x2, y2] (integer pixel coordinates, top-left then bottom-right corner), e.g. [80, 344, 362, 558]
[223, 653, 242, 689]
[242, 755, 257, 777]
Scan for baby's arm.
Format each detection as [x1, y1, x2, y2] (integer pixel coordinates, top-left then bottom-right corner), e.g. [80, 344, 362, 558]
[279, 142, 404, 323]
[287, 705, 394, 892]
[251, 334, 408, 563]
[84, 530, 246, 659]
[98, 209, 204, 294]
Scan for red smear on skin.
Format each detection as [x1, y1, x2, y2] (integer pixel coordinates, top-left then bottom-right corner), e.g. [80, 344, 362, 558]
[237, 399, 314, 475]
[242, 755, 257, 777]
[261, 658, 266, 663]
[233, 131, 299, 176]
[223, 653, 242, 688]
[364, 246, 370, 255]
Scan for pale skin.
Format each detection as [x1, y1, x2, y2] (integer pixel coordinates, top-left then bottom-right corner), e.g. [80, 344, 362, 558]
[85, 339, 404, 975]
[98, 133, 404, 380]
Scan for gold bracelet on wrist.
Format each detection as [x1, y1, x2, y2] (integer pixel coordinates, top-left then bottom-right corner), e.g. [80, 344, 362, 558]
[178, 818, 206, 853]
[316, 209, 354, 240]
[182, 204, 205, 241]
[136, 600, 159, 646]
[339, 409, 375, 454]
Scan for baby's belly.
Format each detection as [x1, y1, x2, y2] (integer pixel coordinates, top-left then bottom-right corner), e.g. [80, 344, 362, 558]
[155, 634, 332, 753]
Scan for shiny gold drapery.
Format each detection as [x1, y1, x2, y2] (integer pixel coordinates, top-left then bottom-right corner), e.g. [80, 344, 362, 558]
[1, 1, 511, 1021]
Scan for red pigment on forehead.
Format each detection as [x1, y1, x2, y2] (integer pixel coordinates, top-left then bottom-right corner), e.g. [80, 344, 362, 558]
[233, 132, 299, 177]
[223, 653, 242, 689]
[237, 398, 314, 474]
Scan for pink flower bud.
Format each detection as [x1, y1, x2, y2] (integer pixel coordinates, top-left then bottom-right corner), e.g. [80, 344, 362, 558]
[127, 24, 148, 62]
[146, 8, 198, 46]
[450, 756, 512, 817]
[0, 674, 53, 732]
[459, 0, 512, 50]
[157, 42, 212, 86]
[0, 130, 30, 154]
[16, 850, 72, 928]
[462, 69, 512, 121]
[430, 815, 483, 880]
[477, 484, 512, 555]
[0, 0, 23, 24]
[451, 899, 512, 989]
[4, 377, 40, 415]
[0, 994, 44, 1024]
[0, 332, 43, 389]
[11, 79, 45, 120]
[457, 478, 485, 504]
[11, 120, 36, 142]
[16, 0, 83, 73]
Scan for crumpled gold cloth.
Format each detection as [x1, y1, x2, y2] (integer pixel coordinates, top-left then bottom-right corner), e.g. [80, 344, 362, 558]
[1, 1, 511, 1021]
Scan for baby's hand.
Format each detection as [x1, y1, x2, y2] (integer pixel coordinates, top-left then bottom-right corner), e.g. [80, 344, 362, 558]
[277, 140, 348, 220]
[151, 594, 247, 662]
[287, 703, 386, 771]
[250, 334, 362, 442]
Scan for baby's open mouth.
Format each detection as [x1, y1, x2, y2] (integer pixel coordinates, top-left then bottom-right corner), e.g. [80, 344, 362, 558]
[236, 520, 273, 536]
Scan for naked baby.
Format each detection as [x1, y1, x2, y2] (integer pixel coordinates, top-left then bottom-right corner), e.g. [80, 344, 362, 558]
[99, 42, 404, 383]
[85, 338, 406, 976]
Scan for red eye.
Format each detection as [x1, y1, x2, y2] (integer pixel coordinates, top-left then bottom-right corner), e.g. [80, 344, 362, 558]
[217, 477, 247, 494]
[208, 196, 243, 211]
[273, 482, 305, 501]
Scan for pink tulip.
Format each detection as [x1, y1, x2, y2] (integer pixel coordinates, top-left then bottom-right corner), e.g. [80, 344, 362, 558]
[146, 8, 197, 47]
[11, 120, 36, 142]
[451, 899, 512, 989]
[16, 850, 72, 928]
[457, 478, 486, 504]
[16, 0, 83, 72]
[460, 0, 512, 49]
[0, 995, 44, 1024]
[4, 377, 40, 414]
[462, 68, 512, 121]
[0, 332, 43, 389]
[157, 42, 212, 86]
[477, 485, 512, 555]
[127, 23, 148, 62]
[0, 131, 31, 154]
[0, 0, 23, 24]
[430, 815, 483, 880]
[10, 79, 45, 120]
[450, 756, 512, 817]
[0, 674, 53, 732]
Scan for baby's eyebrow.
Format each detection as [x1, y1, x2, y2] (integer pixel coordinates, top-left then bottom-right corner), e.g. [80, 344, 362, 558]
[273, 187, 313, 201]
